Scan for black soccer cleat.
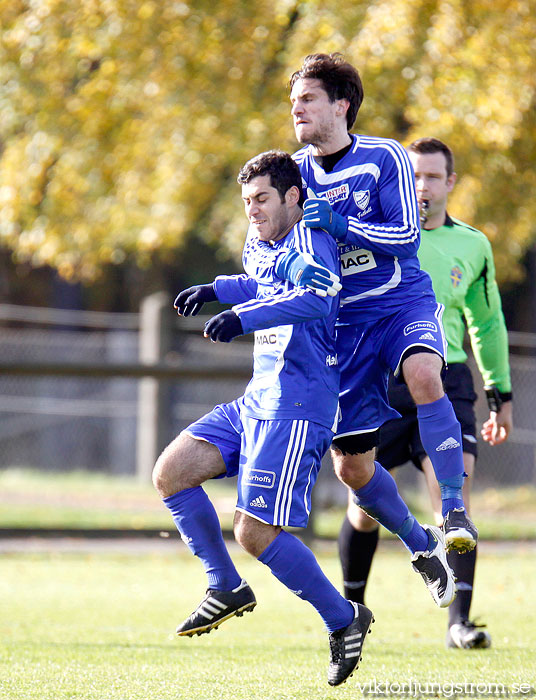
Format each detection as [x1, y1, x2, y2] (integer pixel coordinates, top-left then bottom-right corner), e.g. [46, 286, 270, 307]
[176, 579, 256, 637]
[447, 620, 492, 649]
[411, 525, 457, 608]
[443, 508, 478, 554]
[327, 602, 374, 686]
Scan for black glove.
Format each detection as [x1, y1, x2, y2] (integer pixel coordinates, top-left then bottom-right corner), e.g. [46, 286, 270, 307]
[174, 284, 217, 316]
[204, 310, 243, 343]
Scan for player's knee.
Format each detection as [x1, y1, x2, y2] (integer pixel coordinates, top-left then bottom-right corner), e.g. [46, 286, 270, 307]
[233, 512, 280, 558]
[404, 356, 444, 404]
[331, 447, 376, 489]
[233, 515, 253, 553]
[334, 459, 356, 486]
[412, 374, 443, 404]
[152, 432, 192, 497]
[152, 449, 179, 498]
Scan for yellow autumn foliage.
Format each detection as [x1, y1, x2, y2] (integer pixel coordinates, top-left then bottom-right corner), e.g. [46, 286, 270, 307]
[0, 0, 534, 283]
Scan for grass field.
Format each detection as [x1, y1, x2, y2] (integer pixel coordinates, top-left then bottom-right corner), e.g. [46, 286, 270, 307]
[1, 544, 535, 700]
[1, 468, 536, 541]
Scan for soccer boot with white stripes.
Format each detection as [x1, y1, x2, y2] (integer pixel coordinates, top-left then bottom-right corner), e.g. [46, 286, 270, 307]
[327, 601, 374, 686]
[443, 508, 478, 554]
[176, 579, 256, 637]
[411, 525, 457, 608]
[447, 620, 491, 649]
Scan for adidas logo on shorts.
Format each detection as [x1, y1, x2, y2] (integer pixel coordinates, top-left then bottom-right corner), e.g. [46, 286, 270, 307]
[436, 437, 461, 451]
[250, 495, 268, 509]
[419, 332, 436, 340]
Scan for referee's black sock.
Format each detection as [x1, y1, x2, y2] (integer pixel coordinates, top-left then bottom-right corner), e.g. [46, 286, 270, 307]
[338, 515, 379, 605]
[447, 546, 477, 626]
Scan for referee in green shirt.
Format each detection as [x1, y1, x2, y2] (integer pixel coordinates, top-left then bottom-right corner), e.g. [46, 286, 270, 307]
[338, 137, 513, 649]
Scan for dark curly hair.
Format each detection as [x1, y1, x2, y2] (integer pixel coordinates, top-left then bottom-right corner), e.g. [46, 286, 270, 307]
[289, 53, 364, 130]
[237, 150, 302, 203]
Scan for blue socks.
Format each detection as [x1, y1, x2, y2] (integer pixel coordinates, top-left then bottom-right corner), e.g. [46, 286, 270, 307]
[166, 489, 355, 633]
[258, 530, 354, 633]
[163, 487, 241, 591]
[353, 462, 429, 554]
[417, 395, 465, 516]
[439, 474, 465, 514]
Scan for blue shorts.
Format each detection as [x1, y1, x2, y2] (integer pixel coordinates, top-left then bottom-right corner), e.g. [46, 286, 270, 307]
[185, 398, 333, 528]
[335, 300, 447, 438]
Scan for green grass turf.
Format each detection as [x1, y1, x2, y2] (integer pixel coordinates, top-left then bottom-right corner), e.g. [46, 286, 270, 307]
[1, 467, 535, 541]
[1, 545, 535, 699]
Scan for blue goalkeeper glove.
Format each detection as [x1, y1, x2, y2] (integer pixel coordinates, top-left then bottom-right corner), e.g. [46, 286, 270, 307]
[275, 250, 342, 297]
[303, 198, 348, 241]
[204, 310, 243, 343]
[174, 283, 217, 316]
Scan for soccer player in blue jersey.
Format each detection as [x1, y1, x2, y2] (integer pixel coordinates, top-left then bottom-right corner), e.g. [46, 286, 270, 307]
[339, 138, 513, 650]
[274, 53, 478, 559]
[153, 150, 376, 686]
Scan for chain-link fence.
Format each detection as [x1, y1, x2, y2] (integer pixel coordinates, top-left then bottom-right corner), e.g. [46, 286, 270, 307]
[0, 302, 534, 499]
[0, 301, 251, 477]
[470, 345, 536, 488]
[0, 325, 138, 474]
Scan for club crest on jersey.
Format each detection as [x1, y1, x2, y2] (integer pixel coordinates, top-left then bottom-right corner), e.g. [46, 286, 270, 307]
[451, 266, 463, 287]
[322, 184, 349, 205]
[353, 189, 370, 210]
[403, 321, 438, 336]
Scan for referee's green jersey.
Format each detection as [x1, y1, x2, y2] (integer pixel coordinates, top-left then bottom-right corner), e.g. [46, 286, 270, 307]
[418, 214, 511, 393]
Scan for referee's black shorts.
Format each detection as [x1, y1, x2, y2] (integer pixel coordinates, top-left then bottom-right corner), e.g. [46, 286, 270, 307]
[377, 363, 478, 471]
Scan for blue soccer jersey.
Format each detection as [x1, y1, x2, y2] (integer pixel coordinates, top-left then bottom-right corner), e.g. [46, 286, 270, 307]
[293, 134, 436, 325]
[213, 219, 340, 430]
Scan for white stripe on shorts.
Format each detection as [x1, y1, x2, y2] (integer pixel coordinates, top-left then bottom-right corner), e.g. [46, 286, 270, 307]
[434, 303, 447, 358]
[273, 420, 309, 527]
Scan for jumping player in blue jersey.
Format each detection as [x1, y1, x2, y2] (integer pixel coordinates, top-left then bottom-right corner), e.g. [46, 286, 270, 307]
[153, 150, 456, 686]
[274, 53, 478, 559]
[339, 137, 513, 650]
[153, 150, 375, 687]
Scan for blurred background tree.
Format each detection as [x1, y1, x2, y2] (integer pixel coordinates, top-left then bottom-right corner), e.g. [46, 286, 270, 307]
[0, 0, 535, 309]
